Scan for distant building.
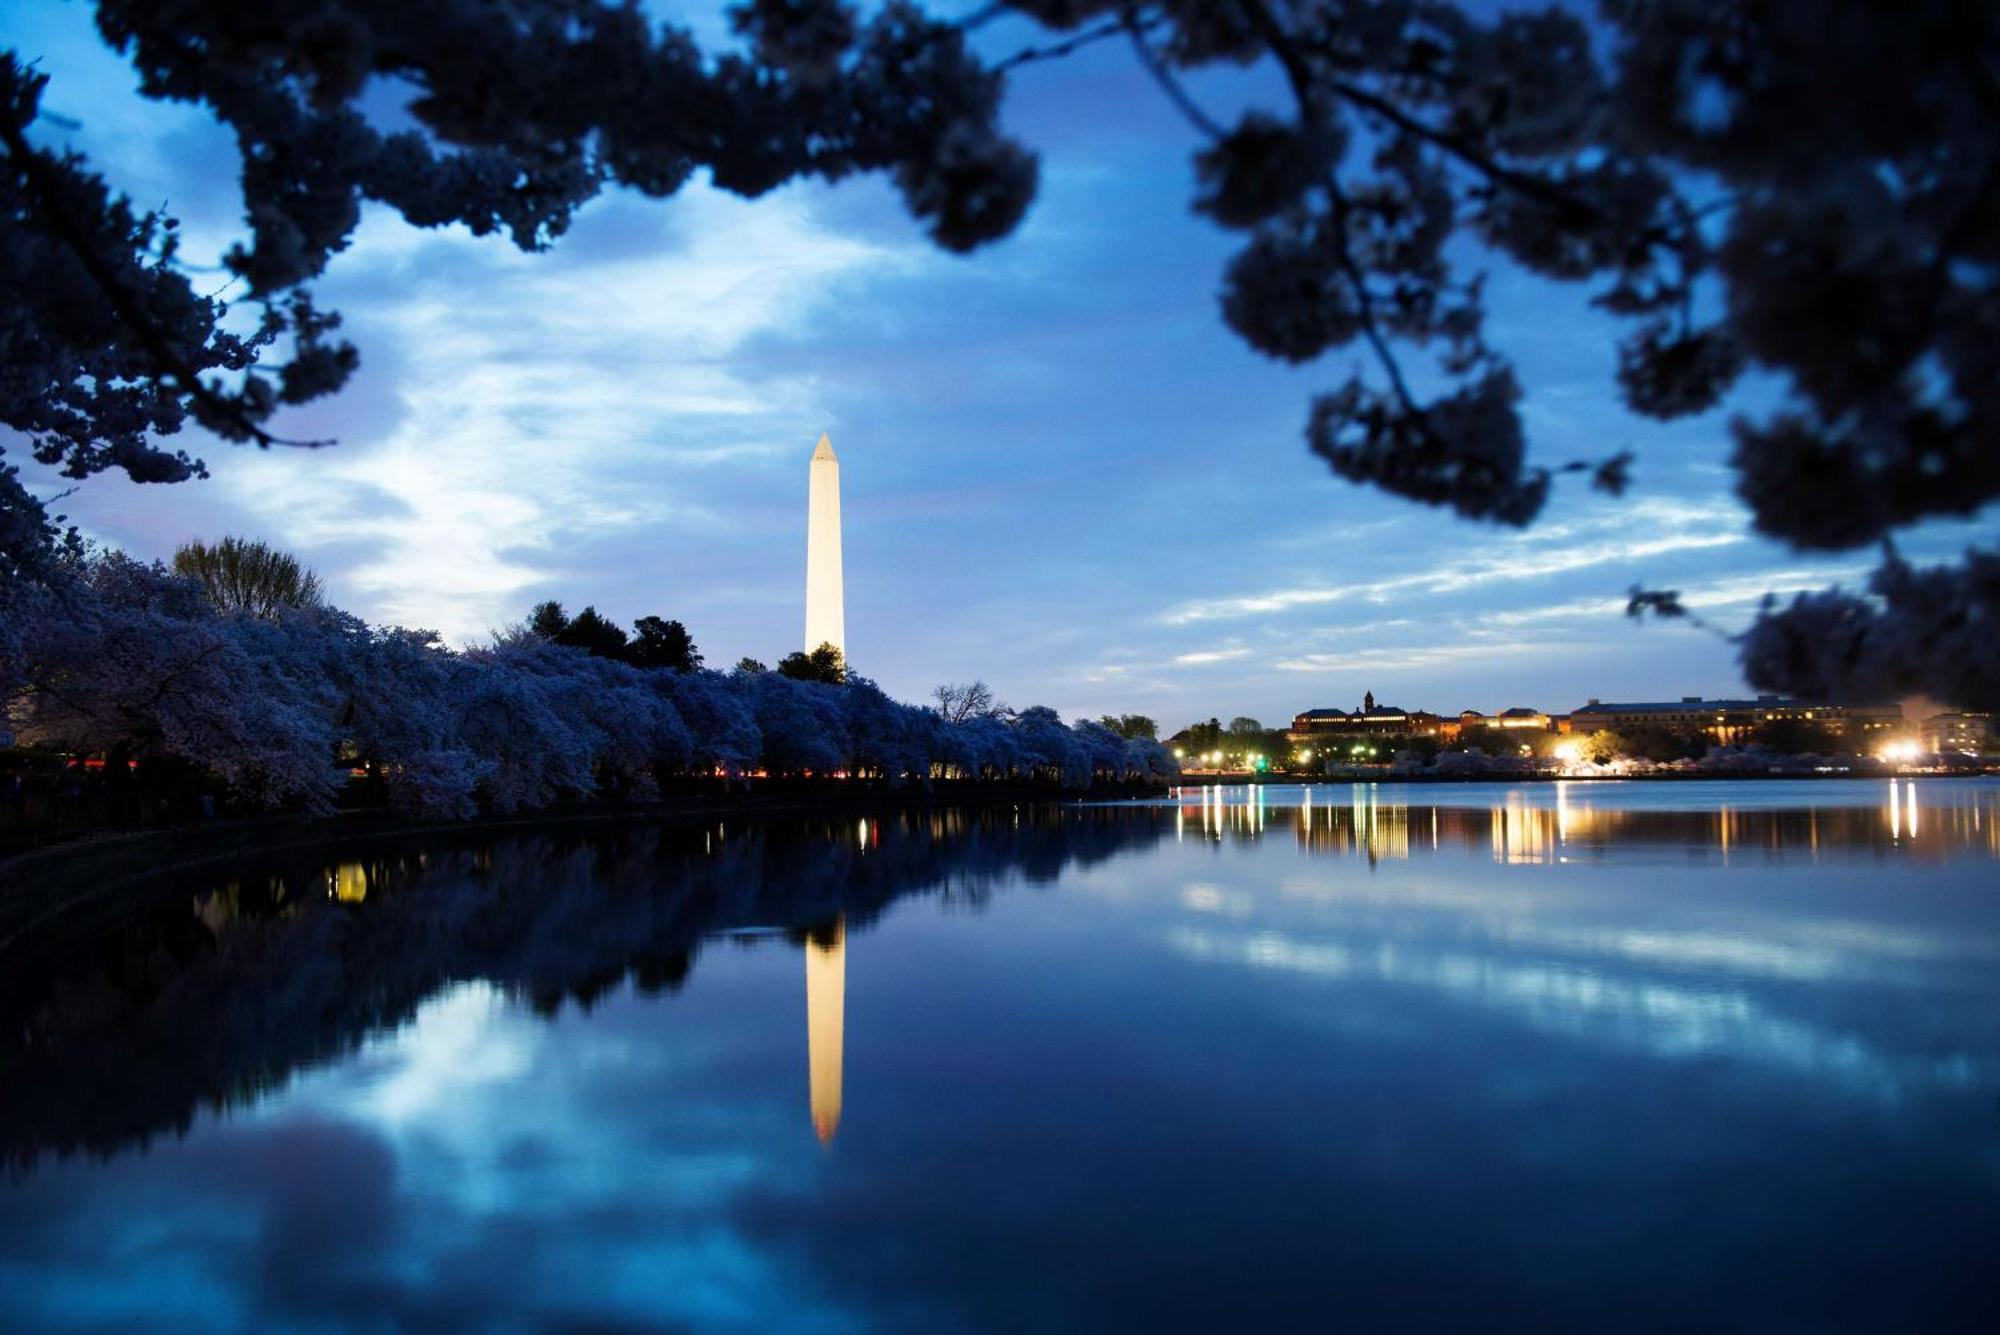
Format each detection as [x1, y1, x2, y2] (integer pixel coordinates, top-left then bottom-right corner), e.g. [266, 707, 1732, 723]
[1447, 707, 1556, 741]
[1288, 707, 1353, 736]
[1289, 692, 1443, 744]
[1922, 711, 1992, 754]
[1461, 706, 1551, 731]
[1567, 695, 1901, 746]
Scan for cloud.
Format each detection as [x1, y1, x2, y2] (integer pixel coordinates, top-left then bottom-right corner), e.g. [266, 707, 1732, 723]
[1167, 923, 1994, 1102]
[1272, 642, 1557, 673]
[206, 187, 918, 641]
[1158, 500, 1748, 626]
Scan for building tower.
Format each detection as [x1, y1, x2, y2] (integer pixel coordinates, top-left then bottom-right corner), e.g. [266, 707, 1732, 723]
[806, 916, 845, 1145]
[805, 432, 845, 655]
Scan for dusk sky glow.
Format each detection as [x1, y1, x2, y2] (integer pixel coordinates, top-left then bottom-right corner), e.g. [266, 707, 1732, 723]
[9, 1, 1986, 727]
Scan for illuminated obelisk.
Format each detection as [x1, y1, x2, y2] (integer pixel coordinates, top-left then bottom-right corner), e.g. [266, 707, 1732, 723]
[804, 432, 845, 655]
[806, 917, 845, 1145]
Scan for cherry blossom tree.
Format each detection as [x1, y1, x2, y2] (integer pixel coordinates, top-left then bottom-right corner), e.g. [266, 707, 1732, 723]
[4, 547, 1166, 815]
[6, 554, 344, 811]
[657, 668, 765, 775]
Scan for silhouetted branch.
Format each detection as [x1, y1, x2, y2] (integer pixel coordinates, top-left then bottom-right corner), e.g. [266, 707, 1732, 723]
[1122, 10, 1224, 140]
[0, 116, 323, 453]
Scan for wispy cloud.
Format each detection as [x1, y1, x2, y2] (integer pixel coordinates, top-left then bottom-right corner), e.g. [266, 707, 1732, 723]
[213, 188, 914, 640]
[1272, 642, 1560, 673]
[1160, 507, 1745, 627]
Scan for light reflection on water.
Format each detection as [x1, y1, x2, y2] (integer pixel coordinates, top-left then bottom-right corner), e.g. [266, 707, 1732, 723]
[2, 779, 1998, 1332]
[1164, 777, 1999, 864]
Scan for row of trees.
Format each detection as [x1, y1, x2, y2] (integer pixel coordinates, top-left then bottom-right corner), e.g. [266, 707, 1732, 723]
[1173, 716, 1303, 769]
[1, 547, 1177, 819]
[524, 602, 703, 672]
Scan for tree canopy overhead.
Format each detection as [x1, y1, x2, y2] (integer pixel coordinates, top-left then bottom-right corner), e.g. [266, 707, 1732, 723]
[2, 1, 1995, 702]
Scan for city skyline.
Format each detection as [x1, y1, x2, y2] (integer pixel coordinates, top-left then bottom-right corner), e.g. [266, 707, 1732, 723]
[5, 3, 1988, 728]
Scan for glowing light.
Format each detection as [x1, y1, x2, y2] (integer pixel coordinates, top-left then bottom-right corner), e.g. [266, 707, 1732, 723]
[807, 917, 845, 1146]
[1553, 740, 1581, 763]
[328, 863, 369, 903]
[1879, 739, 1921, 764]
[805, 433, 845, 657]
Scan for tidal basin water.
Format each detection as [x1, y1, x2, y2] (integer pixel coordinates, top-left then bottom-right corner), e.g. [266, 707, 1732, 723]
[3, 780, 1999, 1332]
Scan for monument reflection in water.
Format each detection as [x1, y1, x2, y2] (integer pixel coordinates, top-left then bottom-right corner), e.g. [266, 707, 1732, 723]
[806, 915, 844, 1145]
[1, 779, 1997, 1333]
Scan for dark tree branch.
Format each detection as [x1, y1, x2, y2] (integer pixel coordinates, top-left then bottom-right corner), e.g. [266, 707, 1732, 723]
[995, 11, 1157, 74]
[0, 116, 325, 453]
[1120, 9, 1224, 141]
[1241, 0, 1420, 418]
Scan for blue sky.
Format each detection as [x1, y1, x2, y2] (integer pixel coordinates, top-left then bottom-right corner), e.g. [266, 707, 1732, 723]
[7, 2, 1988, 730]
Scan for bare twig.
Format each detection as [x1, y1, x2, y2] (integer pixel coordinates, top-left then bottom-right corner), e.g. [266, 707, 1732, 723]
[994, 11, 1156, 74]
[1120, 9, 1225, 141]
[954, 2, 1010, 32]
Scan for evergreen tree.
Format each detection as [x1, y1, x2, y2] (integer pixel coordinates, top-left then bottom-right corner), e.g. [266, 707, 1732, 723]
[777, 642, 846, 685]
[627, 616, 701, 672]
[553, 606, 629, 660]
[527, 601, 570, 639]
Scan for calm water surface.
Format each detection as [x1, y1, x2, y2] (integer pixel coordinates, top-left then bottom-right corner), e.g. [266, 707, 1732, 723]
[3, 779, 1998, 1332]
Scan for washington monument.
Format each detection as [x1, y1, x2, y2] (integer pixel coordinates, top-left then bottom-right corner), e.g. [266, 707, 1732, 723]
[805, 432, 844, 654]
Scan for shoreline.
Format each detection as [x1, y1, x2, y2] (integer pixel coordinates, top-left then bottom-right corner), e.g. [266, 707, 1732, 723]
[0, 780, 1165, 954]
[1165, 769, 1988, 785]
[7, 768, 1990, 952]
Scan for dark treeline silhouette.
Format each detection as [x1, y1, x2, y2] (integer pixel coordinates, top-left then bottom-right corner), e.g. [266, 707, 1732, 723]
[777, 642, 846, 684]
[528, 601, 703, 672]
[0, 804, 1175, 1169]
